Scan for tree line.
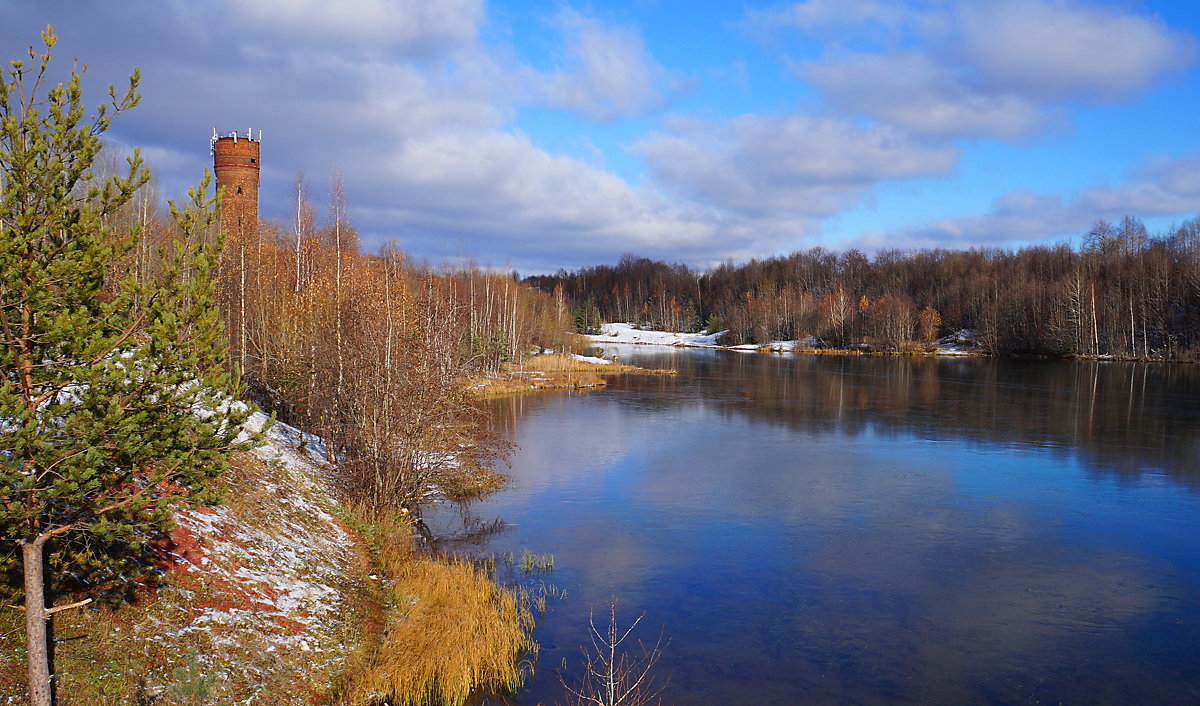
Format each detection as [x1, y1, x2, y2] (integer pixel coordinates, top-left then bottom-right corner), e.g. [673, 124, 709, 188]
[528, 215, 1200, 359]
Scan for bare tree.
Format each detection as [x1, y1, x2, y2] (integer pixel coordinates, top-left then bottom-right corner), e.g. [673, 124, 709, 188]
[559, 602, 669, 706]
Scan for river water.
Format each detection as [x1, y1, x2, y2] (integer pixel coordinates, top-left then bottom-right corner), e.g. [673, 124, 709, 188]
[431, 346, 1200, 705]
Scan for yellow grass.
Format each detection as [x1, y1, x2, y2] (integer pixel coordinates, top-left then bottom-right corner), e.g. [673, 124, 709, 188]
[472, 354, 676, 396]
[519, 353, 606, 372]
[345, 556, 536, 706]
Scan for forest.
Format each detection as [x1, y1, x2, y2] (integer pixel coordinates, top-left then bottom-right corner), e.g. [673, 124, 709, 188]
[113, 168, 575, 514]
[527, 214, 1200, 359]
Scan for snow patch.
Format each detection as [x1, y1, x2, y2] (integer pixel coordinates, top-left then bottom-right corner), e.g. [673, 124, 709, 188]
[586, 323, 726, 347]
[586, 324, 823, 353]
[138, 414, 361, 693]
[571, 354, 612, 365]
[935, 329, 983, 356]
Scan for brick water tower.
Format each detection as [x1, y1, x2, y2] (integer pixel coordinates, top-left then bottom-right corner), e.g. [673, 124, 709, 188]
[211, 128, 261, 239]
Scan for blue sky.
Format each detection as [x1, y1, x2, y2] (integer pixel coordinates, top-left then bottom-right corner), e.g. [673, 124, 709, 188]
[3, 0, 1198, 273]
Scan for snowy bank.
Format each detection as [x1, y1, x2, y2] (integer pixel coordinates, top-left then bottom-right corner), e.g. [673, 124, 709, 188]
[588, 322, 984, 357]
[587, 323, 815, 352]
[0, 413, 368, 704]
[145, 412, 362, 700]
[586, 322, 726, 347]
[571, 353, 612, 365]
[934, 329, 983, 356]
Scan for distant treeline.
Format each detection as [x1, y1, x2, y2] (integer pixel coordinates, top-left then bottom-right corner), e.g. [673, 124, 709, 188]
[526, 215, 1200, 359]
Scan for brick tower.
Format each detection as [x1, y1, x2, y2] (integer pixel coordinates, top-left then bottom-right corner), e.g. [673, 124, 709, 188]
[211, 128, 261, 239]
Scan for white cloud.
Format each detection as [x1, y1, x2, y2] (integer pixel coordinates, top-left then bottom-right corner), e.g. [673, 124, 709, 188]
[800, 51, 1047, 138]
[0, 1, 724, 271]
[1078, 153, 1200, 216]
[953, 0, 1194, 101]
[352, 128, 773, 269]
[634, 114, 957, 216]
[764, 0, 1195, 138]
[537, 8, 670, 122]
[854, 152, 1200, 250]
[745, 0, 909, 36]
[226, 0, 484, 55]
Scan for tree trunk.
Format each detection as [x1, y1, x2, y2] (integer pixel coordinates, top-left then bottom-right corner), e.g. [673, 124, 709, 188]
[294, 178, 303, 295]
[240, 238, 247, 373]
[23, 536, 51, 706]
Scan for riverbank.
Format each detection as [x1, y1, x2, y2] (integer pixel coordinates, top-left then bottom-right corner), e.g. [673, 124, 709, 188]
[0, 414, 366, 703]
[0, 414, 538, 705]
[471, 352, 676, 396]
[586, 322, 983, 357]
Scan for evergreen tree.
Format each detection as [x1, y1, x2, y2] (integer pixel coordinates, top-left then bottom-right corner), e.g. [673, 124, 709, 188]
[573, 296, 602, 335]
[0, 29, 258, 705]
[681, 300, 699, 332]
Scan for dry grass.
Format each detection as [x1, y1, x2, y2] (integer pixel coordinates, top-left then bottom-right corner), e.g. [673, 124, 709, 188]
[2, 433, 539, 706]
[342, 555, 536, 706]
[333, 513, 537, 706]
[472, 354, 675, 396]
[519, 354, 605, 372]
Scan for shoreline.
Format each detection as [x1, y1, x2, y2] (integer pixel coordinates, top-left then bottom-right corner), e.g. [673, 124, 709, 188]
[470, 352, 676, 397]
[585, 323, 983, 358]
[584, 323, 1196, 363]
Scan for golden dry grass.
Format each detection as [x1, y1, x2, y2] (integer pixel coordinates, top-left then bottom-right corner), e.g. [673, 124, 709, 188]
[518, 353, 607, 372]
[343, 555, 535, 706]
[472, 354, 675, 396]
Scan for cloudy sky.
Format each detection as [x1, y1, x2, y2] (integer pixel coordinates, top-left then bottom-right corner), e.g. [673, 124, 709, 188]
[3, 0, 1198, 273]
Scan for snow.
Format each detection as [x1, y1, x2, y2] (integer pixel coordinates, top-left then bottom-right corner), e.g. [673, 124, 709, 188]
[586, 322, 726, 347]
[727, 335, 823, 353]
[586, 324, 819, 352]
[589, 323, 982, 357]
[934, 329, 982, 356]
[138, 413, 360, 692]
[0, 407, 364, 703]
[571, 354, 612, 365]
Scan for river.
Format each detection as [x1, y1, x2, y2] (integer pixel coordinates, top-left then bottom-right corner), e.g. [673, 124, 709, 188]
[430, 346, 1200, 705]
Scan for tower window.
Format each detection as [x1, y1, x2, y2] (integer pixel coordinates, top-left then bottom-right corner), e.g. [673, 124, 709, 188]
[236, 186, 243, 194]
[250, 158, 256, 163]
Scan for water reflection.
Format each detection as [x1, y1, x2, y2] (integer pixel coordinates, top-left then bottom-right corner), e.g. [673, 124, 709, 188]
[598, 349, 1200, 484]
[432, 349, 1200, 705]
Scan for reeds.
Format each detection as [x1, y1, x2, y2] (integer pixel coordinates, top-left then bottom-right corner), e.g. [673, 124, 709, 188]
[346, 557, 536, 706]
[518, 548, 555, 575]
[519, 354, 608, 372]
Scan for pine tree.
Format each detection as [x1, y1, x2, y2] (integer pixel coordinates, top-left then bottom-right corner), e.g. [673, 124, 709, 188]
[0, 29, 258, 705]
[573, 296, 602, 335]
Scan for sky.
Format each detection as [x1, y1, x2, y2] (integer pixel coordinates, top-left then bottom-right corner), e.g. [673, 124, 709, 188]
[3, 0, 1199, 274]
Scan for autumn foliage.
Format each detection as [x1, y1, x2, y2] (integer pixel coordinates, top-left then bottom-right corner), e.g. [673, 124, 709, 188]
[110, 171, 574, 516]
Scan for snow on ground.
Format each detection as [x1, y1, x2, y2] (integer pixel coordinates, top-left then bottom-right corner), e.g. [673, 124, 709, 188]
[726, 335, 822, 353]
[590, 323, 983, 357]
[587, 324, 824, 353]
[0, 411, 365, 704]
[934, 329, 983, 356]
[586, 322, 726, 347]
[571, 353, 612, 365]
[135, 411, 362, 699]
